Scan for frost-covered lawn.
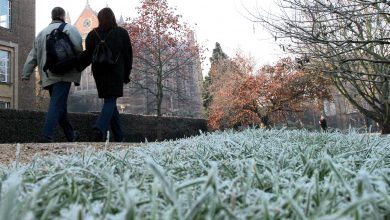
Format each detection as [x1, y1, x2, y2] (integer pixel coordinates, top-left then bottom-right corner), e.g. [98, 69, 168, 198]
[1, 129, 390, 219]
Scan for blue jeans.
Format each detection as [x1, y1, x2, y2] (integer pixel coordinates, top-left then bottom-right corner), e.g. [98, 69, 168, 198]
[95, 97, 123, 142]
[43, 81, 75, 141]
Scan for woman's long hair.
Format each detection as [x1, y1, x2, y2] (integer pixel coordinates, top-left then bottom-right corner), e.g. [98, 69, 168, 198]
[97, 7, 117, 31]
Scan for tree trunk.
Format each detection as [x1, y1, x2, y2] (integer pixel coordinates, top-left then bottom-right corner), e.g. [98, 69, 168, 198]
[157, 69, 163, 117]
[260, 115, 271, 130]
[380, 122, 390, 135]
[157, 88, 163, 117]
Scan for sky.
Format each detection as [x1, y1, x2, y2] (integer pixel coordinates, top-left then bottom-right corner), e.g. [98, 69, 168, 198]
[36, 0, 284, 75]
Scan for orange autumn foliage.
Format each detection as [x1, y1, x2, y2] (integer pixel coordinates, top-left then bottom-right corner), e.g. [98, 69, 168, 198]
[208, 56, 332, 130]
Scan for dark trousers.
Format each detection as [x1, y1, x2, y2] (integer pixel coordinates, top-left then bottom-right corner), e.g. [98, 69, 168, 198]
[42, 81, 74, 141]
[95, 97, 123, 142]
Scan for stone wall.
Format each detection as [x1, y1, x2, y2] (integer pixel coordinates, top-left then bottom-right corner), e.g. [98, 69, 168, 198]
[0, 109, 208, 143]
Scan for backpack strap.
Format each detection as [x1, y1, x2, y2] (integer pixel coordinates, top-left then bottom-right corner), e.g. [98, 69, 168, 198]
[94, 28, 114, 42]
[58, 23, 67, 32]
[93, 28, 102, 41]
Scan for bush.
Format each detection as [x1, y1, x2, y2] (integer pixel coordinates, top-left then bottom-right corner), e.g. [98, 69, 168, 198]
[0, 109, 207, 143]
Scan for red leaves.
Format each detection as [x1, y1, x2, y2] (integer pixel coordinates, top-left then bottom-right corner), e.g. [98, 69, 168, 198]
[208, 56, 332, 130]
[123, 0, 203, 71]
[122, 0, 205, 116]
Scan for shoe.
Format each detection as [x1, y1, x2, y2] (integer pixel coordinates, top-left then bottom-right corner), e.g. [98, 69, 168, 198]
[93, 128, 104, 142]
[38, 135, 53, 143]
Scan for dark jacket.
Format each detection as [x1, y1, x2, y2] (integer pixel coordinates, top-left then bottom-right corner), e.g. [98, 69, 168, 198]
[319, 118, 327, 130]
[79, 26, 133, 98]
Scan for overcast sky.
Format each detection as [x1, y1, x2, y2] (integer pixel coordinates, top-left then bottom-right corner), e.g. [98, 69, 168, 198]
[36, 0, 284, 75]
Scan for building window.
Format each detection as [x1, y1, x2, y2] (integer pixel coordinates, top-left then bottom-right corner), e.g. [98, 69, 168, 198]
[0, 101, 10, 109]
[0, 50, 10, 83]
[0, 0, 11, 29]
[83, 18, 91, 28]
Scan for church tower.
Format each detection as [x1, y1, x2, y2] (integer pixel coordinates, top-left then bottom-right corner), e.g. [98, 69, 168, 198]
[73, 0, 98, 40]
[68, 1, 101, 112]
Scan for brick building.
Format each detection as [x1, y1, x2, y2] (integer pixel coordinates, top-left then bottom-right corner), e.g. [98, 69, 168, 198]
[0, 0, 35, 110]
[68, 2, 203, 118]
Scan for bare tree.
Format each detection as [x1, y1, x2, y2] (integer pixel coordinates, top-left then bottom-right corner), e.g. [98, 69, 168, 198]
[124, 0, 202, 117]
[248, 0, 390, 133]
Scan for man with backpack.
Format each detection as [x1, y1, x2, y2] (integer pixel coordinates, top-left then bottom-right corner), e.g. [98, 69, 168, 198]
[22, 7, 82, 143]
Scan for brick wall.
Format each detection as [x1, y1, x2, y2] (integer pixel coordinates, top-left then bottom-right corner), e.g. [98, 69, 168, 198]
[0, 0, 36, 110]
[0, 109, 208, 143]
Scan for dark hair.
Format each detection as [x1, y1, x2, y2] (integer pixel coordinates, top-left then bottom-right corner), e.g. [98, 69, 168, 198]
[51, 7, 65, 21]
[97, 7, 117, 31]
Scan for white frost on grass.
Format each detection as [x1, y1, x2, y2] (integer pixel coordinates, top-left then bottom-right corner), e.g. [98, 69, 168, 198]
[0, 128, 389, 219]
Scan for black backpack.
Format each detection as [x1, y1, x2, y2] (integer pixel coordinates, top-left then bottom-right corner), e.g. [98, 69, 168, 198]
[92, 28, 119, 65]
[44, 23, 77, 74]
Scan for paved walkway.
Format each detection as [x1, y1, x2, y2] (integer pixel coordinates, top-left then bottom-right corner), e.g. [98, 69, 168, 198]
[0, 142, 139, 165]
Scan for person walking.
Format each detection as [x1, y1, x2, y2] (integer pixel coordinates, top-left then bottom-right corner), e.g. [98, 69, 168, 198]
[319, 115, 328, 132]
[22, 7, 82, 143]
[78, 7, 133, 142]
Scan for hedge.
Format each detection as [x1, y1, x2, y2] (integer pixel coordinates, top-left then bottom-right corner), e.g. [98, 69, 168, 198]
[0, 109, 207, 143]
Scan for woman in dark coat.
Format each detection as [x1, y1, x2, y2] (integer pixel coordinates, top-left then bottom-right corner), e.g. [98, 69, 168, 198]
[79, 7, 132, 142]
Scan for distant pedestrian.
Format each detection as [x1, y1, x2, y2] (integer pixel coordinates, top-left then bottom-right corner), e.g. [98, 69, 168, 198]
[319, 115, 328, 132]
[78, 7, 133, 142]
[22, 7, 82, 143]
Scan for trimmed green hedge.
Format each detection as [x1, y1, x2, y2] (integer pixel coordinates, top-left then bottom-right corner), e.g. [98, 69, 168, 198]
[0, 109, 207, 143]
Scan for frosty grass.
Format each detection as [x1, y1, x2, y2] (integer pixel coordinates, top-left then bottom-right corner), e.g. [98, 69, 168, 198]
[0, 128, 390, 219]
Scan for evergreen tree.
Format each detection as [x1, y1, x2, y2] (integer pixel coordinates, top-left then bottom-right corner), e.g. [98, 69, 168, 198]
[203, 42, 228, 115]
[209, 42, 227, 64]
